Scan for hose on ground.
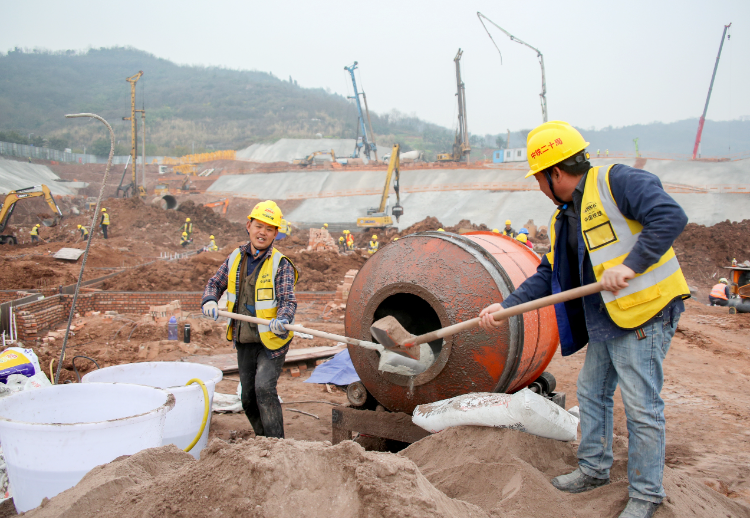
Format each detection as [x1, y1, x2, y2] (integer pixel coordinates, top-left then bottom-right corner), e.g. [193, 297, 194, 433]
[183, 378, 209, 453]
[72, 355, 100, 382]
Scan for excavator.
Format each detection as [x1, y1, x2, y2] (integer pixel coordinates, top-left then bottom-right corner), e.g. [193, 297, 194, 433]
[356, 144, 403, 230]
[0, 185, 63, 244]
[204, 198, 230, 214]
[292, 149, 341, 168]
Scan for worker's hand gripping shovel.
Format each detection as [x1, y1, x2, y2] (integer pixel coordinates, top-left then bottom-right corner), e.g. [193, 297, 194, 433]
[370, 282, 604, 360]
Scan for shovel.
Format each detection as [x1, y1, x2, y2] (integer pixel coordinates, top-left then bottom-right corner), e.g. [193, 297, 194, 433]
[370, 282, 604, 360]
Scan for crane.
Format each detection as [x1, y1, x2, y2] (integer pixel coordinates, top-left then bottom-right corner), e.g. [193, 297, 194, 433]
[357, 144, 403, 229]
[344, 62, 378, 161]
[477, 12, 548, 123]
[121, 71, 144, 197]
[437, 49, 471, 162]
[692, 23, 731, 160]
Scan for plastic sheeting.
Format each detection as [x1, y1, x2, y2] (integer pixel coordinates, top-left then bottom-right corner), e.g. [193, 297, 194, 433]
[304, 349, 360, 386]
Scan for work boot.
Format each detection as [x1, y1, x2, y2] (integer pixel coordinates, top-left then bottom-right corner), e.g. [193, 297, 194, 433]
[618, 498, 660, 518]
[551, 468, 609, 494]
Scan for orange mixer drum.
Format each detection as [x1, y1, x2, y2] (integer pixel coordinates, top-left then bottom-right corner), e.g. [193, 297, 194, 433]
[345, 230, 560, 414]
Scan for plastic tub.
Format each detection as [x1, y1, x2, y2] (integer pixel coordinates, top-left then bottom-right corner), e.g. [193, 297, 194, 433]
[83, 362, 223, 458]
[0, 383, 173, 513]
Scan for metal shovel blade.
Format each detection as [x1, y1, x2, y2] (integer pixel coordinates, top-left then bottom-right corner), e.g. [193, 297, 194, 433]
[369, 315, 420, 360]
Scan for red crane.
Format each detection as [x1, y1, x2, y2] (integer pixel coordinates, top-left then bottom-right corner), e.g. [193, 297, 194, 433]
[692, 23, 731, 160]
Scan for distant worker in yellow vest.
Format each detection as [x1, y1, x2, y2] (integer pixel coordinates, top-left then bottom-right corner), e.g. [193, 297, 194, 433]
[338, 236, 346, 253]
[708, 278, 730, 306]
[180, 231, 190, 247]
[502, 220, 516, 238]
[182, 218, 193, 241]
[77, 224, 89, 241]
[322, 223, 328, 231]
[100, 208, 110, 239]
[368, 235, 379, 255]
[208, 235, 218, 252]
[517, 228, 533, 249]
[478, 121, 689, 518]
[201, 200, 298, 439]
[30, 224, 41, 243]
[345, 230, 354, 250]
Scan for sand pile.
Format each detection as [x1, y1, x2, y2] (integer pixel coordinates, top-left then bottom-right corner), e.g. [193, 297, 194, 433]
[402, 427, 750, 518]
[673, 219, 750, 287]
[25, 439, 487, 518]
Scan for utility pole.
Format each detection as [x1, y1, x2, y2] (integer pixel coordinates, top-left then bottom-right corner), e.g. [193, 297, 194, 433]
[477, 12, 548, 123]
[123, 71, 143, 197]
[692, 23, 731, 160]
[633, 137, 640, 158]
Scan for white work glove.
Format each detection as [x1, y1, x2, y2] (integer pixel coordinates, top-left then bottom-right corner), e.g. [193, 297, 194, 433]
[269, 318, 289, 337]
[202, 301, 219, 321]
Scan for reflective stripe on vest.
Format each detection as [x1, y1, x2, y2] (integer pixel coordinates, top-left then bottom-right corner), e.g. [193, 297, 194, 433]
[102, 213, 110, 225]
[225, 247, 298, 350]
[710, 283, 728, 300]
[580, 165, 689, 328]
[30, 227, 38, 236]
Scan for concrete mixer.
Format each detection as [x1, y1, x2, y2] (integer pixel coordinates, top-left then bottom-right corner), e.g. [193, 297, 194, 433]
[342, 230, 561, 418]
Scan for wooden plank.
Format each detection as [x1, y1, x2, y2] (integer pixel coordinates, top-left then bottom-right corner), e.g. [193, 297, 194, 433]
[331, 407, 431, 445]
[53, 248, 85, 261]
[182, 345, 346, 374]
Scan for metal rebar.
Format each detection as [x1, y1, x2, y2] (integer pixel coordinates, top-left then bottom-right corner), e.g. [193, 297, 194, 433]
[55, 113, 115, 384]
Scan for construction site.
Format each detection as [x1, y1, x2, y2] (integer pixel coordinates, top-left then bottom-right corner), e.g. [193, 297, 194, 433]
[0, 13, 749, 518]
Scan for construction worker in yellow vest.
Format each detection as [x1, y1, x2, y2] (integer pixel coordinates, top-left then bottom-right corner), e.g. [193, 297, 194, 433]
[322, 223, 328, 231]
[345, 230, 354, 250]
[77, 224, 89, 241]
[100, 208, 110, 239]
[182, 218, 193, 242]
[180, 232, 190, 247]
[30, 224, 41, 243]
[502, 220, 516, 238]
[338, 236, 346, 253]
[368, 234, 378, 255]
[208, 235, 218, 252]
[201, 200, 298, 439]
[478, 121, 689, 518]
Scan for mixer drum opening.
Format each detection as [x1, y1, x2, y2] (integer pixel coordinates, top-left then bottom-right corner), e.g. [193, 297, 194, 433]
[373, 293, 443, 363]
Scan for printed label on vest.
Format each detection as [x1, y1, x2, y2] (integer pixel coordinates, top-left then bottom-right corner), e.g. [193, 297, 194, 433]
[584, 221, 617, 250]
[256, 288, 274, 301]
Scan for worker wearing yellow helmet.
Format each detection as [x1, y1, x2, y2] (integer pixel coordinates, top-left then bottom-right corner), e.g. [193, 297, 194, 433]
[201, 199, 298, 439]
[492, 228, 499, 234]
[502, 219, 516, 238]
[181, 217, 193, 241]
[345, 231, 354, 250]
[322, 223, 328, 230]
[208, 234, 218, 252]
[368, 234, 379, 255]
[100, 208, 110, 239]
[30, 223, 41, 243]
[709, 278, 730, 307]
[478, 121, 690, 514]
[180, 231, 190, 247]
[77, 224, 89, 241]
[338, 236, 346, 253]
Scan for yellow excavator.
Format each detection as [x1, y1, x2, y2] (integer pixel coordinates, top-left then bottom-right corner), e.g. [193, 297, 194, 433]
[0, 185, 63, 244]
[357, 144, 403, 229]
[292, 149, 340, 167]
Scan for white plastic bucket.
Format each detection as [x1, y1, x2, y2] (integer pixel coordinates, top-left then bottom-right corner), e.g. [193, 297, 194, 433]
[83, 362, 223, 458]
[0, 383, 173, 513]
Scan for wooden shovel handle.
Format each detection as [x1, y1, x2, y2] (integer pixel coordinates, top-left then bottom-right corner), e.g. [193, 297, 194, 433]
[215, 310, 380, 350]
[407, 282, 604, 347]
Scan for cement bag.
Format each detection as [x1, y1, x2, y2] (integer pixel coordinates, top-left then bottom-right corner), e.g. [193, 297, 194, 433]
[212, 381, 242, 413]
[412, 388, 579, 442]
[0, 348, 45, 385]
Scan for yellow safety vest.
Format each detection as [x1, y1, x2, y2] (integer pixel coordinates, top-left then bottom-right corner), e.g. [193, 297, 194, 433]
[547, 165, 689, 329]
[225, 247, 298, 349]
[30, 227, 38, 236]
[80, 227, 88, 236]
[183, 222, 192, 233]
[368, 240, 378, 254]
[102, 213, 110, 225]
[209, 240, 218, 252]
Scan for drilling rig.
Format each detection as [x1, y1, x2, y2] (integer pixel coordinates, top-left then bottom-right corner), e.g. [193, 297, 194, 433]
[121, 71, 146, 197]
[437, 49, 471, 163]
[344, 62, 378, 161]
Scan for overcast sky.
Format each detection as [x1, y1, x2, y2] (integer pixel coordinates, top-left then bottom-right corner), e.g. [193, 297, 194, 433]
[1, 0, 748, 135]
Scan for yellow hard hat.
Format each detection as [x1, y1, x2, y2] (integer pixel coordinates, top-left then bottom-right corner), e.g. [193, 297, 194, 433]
[186, 218, 191, 222]
[324, 223, 328, 228]
[517, 234, 528, 243]
[209, 235, 215, 239]
[372, 235, 378, 240]
[719, 278, 728, 284]
[525, 121, 590, 178]
[77, 224, 82, 229]
[393, 237, 399, 241]
[437, 228, 445, 232]
[343, 230, 349, 234]
[35, 223, 41, 227]
[248, 200, 283, 228]
[182, 232, 188, 237]
[339, 236, 344, 242]
[505, 220, 511, 225]
[492, 228, 499, 233]
[101, 208, 106, 212]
